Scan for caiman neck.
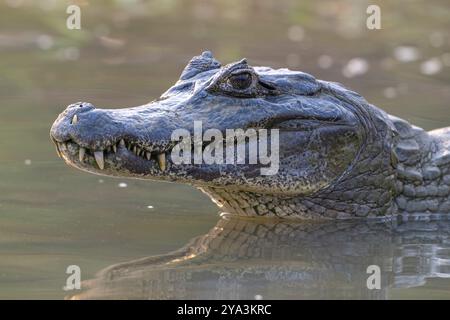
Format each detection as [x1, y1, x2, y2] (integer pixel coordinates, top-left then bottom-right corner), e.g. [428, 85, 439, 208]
[199, 116, 450, 219]
[391, 116, 450, 214]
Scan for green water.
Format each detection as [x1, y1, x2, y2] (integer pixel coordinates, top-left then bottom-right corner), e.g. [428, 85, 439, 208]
[0, 0, 449, 299]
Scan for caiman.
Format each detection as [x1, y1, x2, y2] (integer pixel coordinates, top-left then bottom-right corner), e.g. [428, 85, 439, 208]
[50, 51, 450, 219]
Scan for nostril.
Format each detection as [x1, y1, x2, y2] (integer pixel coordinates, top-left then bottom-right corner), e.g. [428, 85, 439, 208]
[80, 102, 94, 109]
[68, 102, 95, 110]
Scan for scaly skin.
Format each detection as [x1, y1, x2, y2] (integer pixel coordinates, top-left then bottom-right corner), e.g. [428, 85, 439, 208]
[71, 215, 450, 299]
[50, 51, 450, 219]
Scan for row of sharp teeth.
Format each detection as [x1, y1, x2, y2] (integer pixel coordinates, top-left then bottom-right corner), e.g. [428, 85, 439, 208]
[58, 139, 167, 171]
[120, 139, 167, 172]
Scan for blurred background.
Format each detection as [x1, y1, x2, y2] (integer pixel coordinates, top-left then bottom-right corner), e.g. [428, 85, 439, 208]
[0, 0, 449, 299]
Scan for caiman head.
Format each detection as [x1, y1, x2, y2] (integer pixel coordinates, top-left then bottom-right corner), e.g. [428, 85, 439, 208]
[50, 51, 400, 218]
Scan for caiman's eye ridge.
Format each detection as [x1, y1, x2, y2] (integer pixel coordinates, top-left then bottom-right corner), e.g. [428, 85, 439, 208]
[228, 72, 253, 90]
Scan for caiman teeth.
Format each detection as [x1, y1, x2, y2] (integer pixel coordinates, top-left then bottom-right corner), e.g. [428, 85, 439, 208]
[94, 151, 105, 170]
[157, 153, 166, 171]
[59, 139, 169, 173]
[55, 144, 62, 158]
[79, 147, 86, 162]
[71, 114, 78, 124]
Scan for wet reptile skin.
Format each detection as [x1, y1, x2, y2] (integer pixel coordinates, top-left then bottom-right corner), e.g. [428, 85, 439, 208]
[50, 51, 450, 219]
[201, 123, 450, 218]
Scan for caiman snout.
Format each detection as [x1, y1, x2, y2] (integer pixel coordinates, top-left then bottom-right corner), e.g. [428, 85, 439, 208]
[50, 101, 174, 174]
[50, 102, 118, 148]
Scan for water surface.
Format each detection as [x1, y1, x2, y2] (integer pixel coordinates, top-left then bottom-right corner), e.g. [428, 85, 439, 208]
[72, 215, 450, 300]
[0, 0, 449, 299]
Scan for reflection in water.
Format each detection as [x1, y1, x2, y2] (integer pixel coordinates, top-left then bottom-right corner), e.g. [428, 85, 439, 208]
[73, 214, 450, 299]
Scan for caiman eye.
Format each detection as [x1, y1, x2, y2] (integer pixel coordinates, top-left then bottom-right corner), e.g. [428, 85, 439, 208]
[228, 72, 253, 90]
